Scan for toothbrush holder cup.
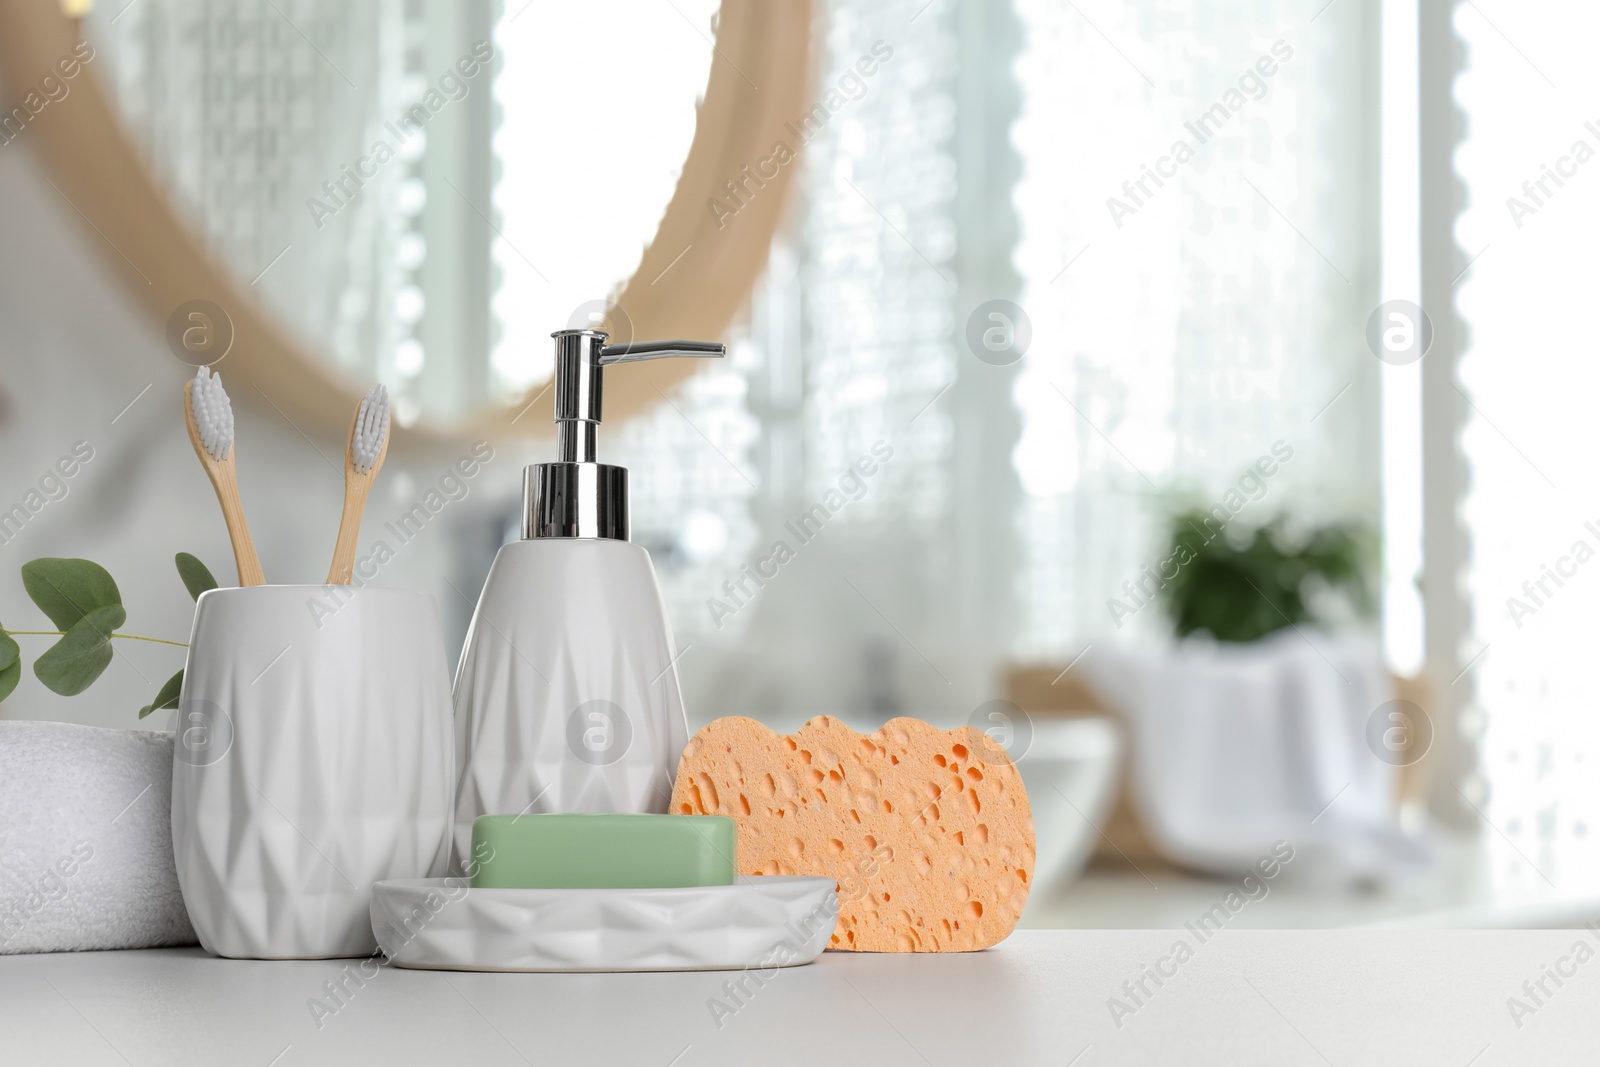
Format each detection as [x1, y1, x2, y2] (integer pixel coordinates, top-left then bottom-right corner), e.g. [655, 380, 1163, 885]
[171, 586, 455, 959]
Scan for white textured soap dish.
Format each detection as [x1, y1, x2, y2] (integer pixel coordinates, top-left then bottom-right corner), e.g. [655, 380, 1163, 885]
[370, 875, 836, 973]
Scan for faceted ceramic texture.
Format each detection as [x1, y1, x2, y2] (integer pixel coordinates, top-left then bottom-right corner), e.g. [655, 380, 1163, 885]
[451, 539, 689, 864]
[370, 875, 837, 972]
[171, 587, 454, 959]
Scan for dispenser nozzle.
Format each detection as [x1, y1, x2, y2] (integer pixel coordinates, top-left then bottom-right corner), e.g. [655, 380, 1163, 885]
[597, 340, 727, 365]
[526, 329, 726, 540]
[550, 330, 725, 461]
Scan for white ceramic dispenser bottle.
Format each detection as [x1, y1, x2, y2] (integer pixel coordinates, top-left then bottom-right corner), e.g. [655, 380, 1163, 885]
[450, 329, 724, 863]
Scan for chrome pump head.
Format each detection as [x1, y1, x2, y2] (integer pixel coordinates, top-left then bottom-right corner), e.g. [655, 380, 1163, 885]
[523, 329, 725, 540]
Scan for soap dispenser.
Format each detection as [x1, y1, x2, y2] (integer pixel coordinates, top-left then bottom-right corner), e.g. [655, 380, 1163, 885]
[451, 329, 724, 864]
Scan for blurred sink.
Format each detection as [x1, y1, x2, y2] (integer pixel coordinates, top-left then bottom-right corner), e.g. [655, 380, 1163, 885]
[1012, 716, 1123, 894]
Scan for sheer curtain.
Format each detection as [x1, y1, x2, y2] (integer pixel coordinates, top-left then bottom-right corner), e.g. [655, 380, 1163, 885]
[91, 0, 1390, 727]
[89, 0, 439, 414]
[1451, 0, 1600, 893]
[89, 0, 716, 424]
[673, 0, 1383, 726]
[1010, 0, 1382, 656]
[681, 0, 988, 724]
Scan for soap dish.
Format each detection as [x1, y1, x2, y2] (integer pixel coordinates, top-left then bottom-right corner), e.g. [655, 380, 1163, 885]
[370, 875, 837, 972]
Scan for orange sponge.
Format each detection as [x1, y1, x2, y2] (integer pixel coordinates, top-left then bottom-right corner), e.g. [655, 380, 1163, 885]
[671, 715, 1034, 951]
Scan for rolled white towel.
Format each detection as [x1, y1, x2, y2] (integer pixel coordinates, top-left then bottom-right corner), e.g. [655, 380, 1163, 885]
[0, 721, 196, 953]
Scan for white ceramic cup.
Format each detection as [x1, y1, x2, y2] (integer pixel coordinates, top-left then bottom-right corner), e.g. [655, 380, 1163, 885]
[171, 586, 454, 959]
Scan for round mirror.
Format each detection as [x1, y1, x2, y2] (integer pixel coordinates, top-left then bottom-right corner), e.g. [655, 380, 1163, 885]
[84, 0, 715, 424]
[0, 0, 810, 439]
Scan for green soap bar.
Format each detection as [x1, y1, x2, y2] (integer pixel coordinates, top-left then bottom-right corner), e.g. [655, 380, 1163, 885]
[469, 813, 738, 889]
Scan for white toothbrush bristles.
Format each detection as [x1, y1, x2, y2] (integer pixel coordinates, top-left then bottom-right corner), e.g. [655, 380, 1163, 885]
[351, 383, 390, 474]
[191, 366, 235, 462]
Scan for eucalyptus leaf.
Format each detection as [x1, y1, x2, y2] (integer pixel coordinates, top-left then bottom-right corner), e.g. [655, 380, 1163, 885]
[139, 669, 184, 719]
[0, 626, 17, 702]
[33, 603, 126, 696]
[21, 558, 123, 632]
[0, 629, 18, 702]
[175, 553, 219, 601]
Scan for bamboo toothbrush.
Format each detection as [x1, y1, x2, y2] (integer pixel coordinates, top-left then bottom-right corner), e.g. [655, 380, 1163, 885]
[326, 384, 391, 584]
[184, 367, 266, 586]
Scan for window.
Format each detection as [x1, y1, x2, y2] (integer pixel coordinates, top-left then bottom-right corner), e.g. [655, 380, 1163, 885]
[668, 0, 1385, 725]
[1010, 1, 1382, 654]
[1452, 0, 1600, 892]
[93, 0, 1392, 732]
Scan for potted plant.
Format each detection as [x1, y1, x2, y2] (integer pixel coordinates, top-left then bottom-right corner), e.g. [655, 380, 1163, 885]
[1083, 507, 1426, 879]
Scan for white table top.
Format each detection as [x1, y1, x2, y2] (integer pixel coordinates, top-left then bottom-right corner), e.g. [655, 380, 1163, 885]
[1025, 834, 1600, 931]
[4, 930, 1597, 1066]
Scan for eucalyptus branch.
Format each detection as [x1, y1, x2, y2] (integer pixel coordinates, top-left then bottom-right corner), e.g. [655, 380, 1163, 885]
[0, 552, 218, 715]
[6, 630, 188, 648]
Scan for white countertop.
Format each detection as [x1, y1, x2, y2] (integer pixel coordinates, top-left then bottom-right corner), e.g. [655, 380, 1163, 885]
[5, 931, 1597, 1066]
[1025, 833, 1600, 931]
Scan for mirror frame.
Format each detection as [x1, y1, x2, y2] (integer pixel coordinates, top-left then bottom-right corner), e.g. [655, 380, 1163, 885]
[0, 0, 811, 443]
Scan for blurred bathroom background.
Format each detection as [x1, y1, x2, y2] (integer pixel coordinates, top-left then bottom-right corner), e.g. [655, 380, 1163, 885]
[2, 0, 1596, 928]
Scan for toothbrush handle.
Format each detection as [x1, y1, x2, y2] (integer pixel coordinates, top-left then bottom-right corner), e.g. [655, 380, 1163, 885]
[211, 460, 266, 587]
[326, 476, 370, 585]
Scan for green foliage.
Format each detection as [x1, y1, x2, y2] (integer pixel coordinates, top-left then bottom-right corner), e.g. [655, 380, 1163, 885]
[33, 603, 126, 696]
[139, 670, 185, 719]
[21, 558, 121, 631]
[0, 628, 19, 702]
[175, 552, 218, 601]
[0, 552, 213, 715]
[1157, 511, 1374, 644]
[21, 559, 126, 695]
